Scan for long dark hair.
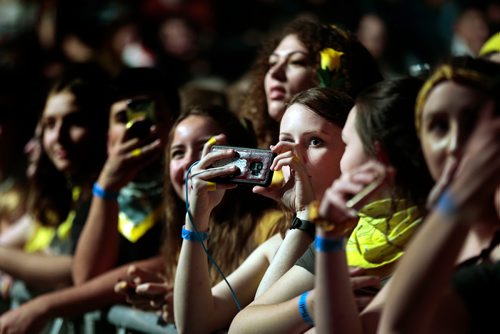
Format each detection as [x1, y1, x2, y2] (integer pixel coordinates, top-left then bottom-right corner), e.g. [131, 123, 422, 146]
[163, 105, 278, 284]
[28, 63, 111, 226]
[355, 77, 434, 206]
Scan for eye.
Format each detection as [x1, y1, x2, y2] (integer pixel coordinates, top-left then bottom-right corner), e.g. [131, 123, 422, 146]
[427, 116, 449, 136]
[309, 137, 323, 146]
[279, 135, 294, 143]
[114, 110, 128, 124]
[170, 148, 184, 160]
[268, 55, 279, 68]
[42, 117, 56, 130]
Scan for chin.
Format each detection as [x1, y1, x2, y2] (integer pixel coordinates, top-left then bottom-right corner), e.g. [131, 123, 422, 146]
[268, 104, 285, 122]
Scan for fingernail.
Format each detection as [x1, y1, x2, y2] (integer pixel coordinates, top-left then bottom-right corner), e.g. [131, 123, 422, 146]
[207, 137, 217, 145]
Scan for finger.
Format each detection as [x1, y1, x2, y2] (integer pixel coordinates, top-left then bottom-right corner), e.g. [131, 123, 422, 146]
[135, 283, 169, 296]
[350, 275, 381, 291]
[127, 265, 165, 284]
[427, 156, 459, 209]
[201, 134, 227, 157]
[356, 295, 375, 311]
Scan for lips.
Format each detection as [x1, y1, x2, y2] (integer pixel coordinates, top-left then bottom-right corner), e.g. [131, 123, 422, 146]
[269, 86, 286, 100]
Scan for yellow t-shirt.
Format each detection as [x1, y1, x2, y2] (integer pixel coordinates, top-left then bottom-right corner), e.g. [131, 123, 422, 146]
[253, 209, 286, 245]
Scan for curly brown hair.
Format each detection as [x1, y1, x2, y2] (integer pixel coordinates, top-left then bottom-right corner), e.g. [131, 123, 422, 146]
[239, 18, 382, 149]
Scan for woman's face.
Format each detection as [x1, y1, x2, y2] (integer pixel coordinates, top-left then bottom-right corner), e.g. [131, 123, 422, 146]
[339, 107, 372, 174]
[41, 90, 94, 175]
[265, 34, 317, 122]
[420, 81, 489, 181]
[169, 115, 222, 201]
[279, 103, 344, 200]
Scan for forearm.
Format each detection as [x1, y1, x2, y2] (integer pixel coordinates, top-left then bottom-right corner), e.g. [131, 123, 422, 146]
[73, 195, 120, 285]
[0, 247, 72, 290]
[174, 215, 215, 334]
[316, 233, 361, 334]
[229, 297, 310, 334]
[34, 256, 165, 319]
[380, 211, 469, 333]
[255, 229, 311, 297]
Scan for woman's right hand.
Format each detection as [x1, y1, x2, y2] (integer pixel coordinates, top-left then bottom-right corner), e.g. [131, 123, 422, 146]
[185, 135, 238, 224]
[115, 265, 171, 315]
[443, 101, 500, 221]
[97, 124, 162, 192]
[318, 161, 393, 237]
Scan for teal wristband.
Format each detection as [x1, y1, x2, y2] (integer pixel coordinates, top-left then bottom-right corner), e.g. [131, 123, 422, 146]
[298, 291, 314, 326]
[181, 225, 209, 242]
[315, 236, 344, 252]
[92, 183, 119, 201]
[435, 189, 457, 216]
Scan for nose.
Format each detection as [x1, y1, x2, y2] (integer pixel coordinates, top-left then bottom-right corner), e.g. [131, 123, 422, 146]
[268, 60, 286, 81]
[182, 150, 199, 176]
[447, 123, 467, 160]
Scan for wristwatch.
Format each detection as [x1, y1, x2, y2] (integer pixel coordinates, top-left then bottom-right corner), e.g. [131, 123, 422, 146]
[290, 216, 316, 239]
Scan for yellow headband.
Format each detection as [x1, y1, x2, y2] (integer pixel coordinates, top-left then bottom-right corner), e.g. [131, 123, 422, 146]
[415, 65, 489, 133]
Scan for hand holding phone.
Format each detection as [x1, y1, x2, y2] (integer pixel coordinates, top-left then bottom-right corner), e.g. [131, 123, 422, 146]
[209, 145, 276, 187]
[125, 98, 156, 139]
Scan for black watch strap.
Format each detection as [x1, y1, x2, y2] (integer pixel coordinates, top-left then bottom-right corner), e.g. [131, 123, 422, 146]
[290, 216, 316, 239]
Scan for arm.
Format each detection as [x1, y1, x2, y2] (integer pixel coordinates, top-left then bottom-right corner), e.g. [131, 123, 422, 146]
[0, 246, 72, 290]
[73, 128, 162, 285]
[254, 141, 317, 297]
[174, 228, 281, 333]
[229, 265, 315, 334]
[380, 106, 500, 333]
[0, 256, 164, 334]
[314, 161, 390, 334]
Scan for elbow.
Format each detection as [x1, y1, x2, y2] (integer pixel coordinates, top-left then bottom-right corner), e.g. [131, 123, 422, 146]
[72, 265, 93, 286]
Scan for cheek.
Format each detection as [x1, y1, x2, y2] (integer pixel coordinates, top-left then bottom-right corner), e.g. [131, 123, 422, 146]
[421, 139, 444, 181]
[169, 162, 184, 197]
[288, 70, 315, 94]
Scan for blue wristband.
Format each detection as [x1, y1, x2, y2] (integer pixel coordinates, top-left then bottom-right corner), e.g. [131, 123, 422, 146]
[435, 189, 457, 216]
[181, 225, 209, 242]
[298, 291, 314, 326]
[92, 183, 119, 201]
[315, 236, 344, 252]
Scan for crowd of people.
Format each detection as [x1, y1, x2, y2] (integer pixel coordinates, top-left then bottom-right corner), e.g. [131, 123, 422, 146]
[1, 1, 500, 333]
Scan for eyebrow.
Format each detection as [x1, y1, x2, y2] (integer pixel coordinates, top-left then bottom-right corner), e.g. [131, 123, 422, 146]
[270, 50, 309, 58]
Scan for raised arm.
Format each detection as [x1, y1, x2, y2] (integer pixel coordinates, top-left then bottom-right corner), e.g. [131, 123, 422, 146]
[380, 105, 500, 333]
[253, 141, 317, 297]
[173, 141, 277, 333]
[72, 126, 162, 285]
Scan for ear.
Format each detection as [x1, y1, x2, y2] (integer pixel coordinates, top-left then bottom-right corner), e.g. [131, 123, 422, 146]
[373, 141, 390, 166]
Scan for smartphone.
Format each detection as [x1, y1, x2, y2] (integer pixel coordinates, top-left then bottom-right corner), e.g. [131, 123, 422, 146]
[126, 98, 156, 139]
[209, 145, 276, 187]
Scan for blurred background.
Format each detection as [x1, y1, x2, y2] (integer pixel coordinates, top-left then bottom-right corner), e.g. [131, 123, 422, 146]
[1, 0, 499, 177]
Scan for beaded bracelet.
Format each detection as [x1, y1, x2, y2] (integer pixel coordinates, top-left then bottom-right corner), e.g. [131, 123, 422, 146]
[315, 235, 344, 252]
[92, 183, 119, 201]
[298, 291, 314, 326]
[181, 225, 209, 242]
